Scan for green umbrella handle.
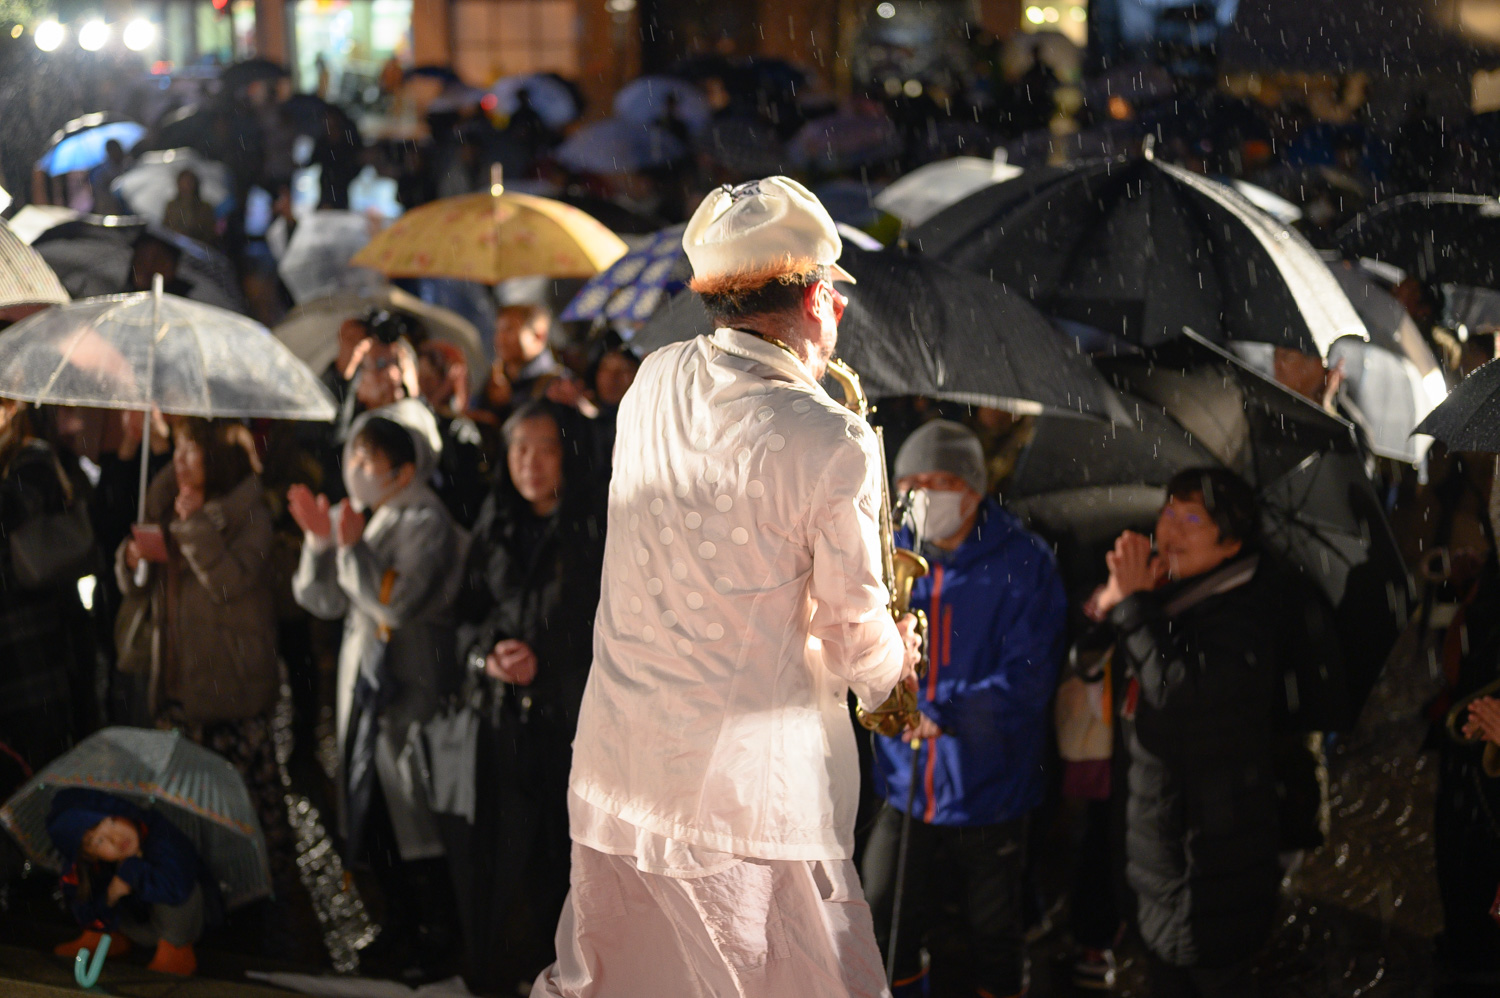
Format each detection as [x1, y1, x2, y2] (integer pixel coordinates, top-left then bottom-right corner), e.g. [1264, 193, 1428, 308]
[74, 933, 109, 990]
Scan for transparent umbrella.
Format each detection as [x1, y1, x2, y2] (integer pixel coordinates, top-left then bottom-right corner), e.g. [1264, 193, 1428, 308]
[0, 278, 336, 520]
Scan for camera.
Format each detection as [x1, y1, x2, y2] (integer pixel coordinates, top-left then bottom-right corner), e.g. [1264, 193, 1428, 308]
[365, 309, 416, 346]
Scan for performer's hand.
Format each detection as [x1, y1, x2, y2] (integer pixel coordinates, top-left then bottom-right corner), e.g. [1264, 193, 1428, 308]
[1464, 696, 1500, 747]
[106, 875, 131, 906]
[896, 613, 922, 692]
[486, 639, 538, 686]
[902, 712, 942, 743]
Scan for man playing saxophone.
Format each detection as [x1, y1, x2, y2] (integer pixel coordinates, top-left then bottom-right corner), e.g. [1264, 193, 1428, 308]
[533, 176, 922, 998]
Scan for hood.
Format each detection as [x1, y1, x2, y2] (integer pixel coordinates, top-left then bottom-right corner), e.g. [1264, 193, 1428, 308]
[343, 398, 444, 483]
[47, 789, 149, 864]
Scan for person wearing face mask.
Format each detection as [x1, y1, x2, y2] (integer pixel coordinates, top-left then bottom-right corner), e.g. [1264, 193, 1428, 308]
[862, 419, 1068, 998]
[1089, 468, 1280, 998]
[289, 399, 467, 981]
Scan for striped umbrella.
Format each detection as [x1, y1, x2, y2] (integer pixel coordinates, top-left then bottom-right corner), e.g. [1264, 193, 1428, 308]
[0, 218, 68, 311]
[0, 728, 272, 909]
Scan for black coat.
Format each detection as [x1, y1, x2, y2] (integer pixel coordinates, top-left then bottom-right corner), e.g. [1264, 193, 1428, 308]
[1108, 556, 1282, 968]
[455, 404, 605, 746]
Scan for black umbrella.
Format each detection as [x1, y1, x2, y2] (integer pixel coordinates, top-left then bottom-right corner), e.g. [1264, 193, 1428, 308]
[1009, 341, 1408, 728]
[219, 58, 289, 93]
[32, 217, 246, 313]
[137, 104, 218, 158]
[1415, 358, 1500, 453]
[909, 153, 1366, 357]
[1336, 193, 1500, 290]
[633, 244, 1122, 419]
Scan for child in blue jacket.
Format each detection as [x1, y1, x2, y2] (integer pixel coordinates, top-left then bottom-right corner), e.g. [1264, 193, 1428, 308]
[47, 788, 205, 975]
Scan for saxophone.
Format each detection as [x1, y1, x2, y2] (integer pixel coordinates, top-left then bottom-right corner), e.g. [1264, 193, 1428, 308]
[824, 358, 930, 737]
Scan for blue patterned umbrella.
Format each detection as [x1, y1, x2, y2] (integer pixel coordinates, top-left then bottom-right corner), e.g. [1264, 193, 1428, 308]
[0, 728, 272, 908]
[560, 224, 689, 324]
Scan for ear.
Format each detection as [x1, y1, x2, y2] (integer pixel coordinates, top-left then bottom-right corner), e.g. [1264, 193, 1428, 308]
[394, 464, 419, 490]
[802, 281, 824, 320]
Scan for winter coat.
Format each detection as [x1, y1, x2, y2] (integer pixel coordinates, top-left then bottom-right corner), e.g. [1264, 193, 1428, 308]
[0, 439, 92, 768]
[115, 469, 279, 725]
[47, 788, 203, 931]
[456, 402, 606, 749]
[1108, 554, 1281, 968]
[873, 499, 1067, 826]
[292, 399, 466, 861]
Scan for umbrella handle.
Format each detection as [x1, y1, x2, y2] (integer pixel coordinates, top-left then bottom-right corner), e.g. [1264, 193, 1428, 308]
[74, 933, 110, 989]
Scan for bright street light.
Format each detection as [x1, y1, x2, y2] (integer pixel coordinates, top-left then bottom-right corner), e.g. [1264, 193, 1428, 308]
[876, 2, 896, 17]
[1025, 6, 1046, 24]
[122, 17, 155, 50]
[33, 19, 64, 51]
[78, 18, 108, 50]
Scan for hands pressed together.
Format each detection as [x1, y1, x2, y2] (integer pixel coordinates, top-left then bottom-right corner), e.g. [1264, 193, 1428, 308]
[1464, 696, 1500, 748]
[486, 638, 538, 685]
[1094, 530, 1167, 615]
[287, 484, 365, 547]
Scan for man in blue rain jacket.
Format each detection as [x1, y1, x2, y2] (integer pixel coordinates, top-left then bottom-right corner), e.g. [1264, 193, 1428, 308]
[863, 419, 1067, 998]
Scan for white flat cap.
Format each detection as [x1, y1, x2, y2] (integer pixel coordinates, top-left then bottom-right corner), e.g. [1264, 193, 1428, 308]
[683, 176, 855, 293]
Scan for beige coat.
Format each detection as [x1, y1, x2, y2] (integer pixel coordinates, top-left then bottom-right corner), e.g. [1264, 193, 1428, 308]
[115, 469, 279, 724]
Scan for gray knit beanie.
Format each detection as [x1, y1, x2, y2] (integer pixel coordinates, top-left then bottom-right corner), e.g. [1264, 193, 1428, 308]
[892, 419, 986, 495]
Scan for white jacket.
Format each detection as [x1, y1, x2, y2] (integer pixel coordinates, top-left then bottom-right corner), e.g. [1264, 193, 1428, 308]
[570, 328, 905, 862]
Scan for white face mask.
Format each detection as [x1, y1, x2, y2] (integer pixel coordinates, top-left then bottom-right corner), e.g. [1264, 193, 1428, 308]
[344, 462, 398, 511]
[909, 488, 969, 543]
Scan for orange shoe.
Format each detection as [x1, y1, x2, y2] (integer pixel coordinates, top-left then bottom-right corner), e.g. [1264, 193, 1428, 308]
[54, 931, 130, 959]
[146, 940, 196, 976]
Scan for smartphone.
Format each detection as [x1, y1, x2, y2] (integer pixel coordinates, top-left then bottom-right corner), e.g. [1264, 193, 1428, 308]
[131, 523, 169, 563]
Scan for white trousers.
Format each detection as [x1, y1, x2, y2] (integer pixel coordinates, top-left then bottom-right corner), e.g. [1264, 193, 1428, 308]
[532, 842, 892, 998]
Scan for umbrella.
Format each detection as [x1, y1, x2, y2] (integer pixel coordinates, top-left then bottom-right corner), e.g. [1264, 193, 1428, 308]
[427, 83, 486, 115]
[561, 224, 689, 324]
[561, 221, 872, 326]
[36, 115, 145, 177]
[1444, 283, 1500, 332]
[1009, 344, 1407, 728]
[138, 105, 218, 158]
[910, 153, 1367, 358]
[0, 217, 68, 310]
[351, 187, 627, 285]
[219, 58, 289, 93]
[1322, 259, 1446, 462]
[789, 110, 902, 173]
[634, 244, 1120, 419]
[872, 153, 1023, 228]
[0, 727, 271, 908]
[1336, 193, 1500, 290]
[33, 217, 246, 313]
[613, 75, 712, 134]
[489, 73, 580, 130]
[1415, 358, 1500, 453]
[554, 119, 685, 175]
[694, 117, 790, 179]
[111, 148, 233, 225]
[277, 210, 378, 304]
[0, 285, 336, 421]
[275, 286, 486, 392]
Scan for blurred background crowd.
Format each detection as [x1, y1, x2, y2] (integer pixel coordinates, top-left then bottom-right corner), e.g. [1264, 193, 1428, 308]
[3, 1, 1500, 997]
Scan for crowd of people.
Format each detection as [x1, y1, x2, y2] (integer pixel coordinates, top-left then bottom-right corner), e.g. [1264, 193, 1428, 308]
[3, 24, 1500, 998]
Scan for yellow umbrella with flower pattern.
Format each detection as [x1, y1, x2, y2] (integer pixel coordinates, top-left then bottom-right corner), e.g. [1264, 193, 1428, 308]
[351, 182, 628, 285]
